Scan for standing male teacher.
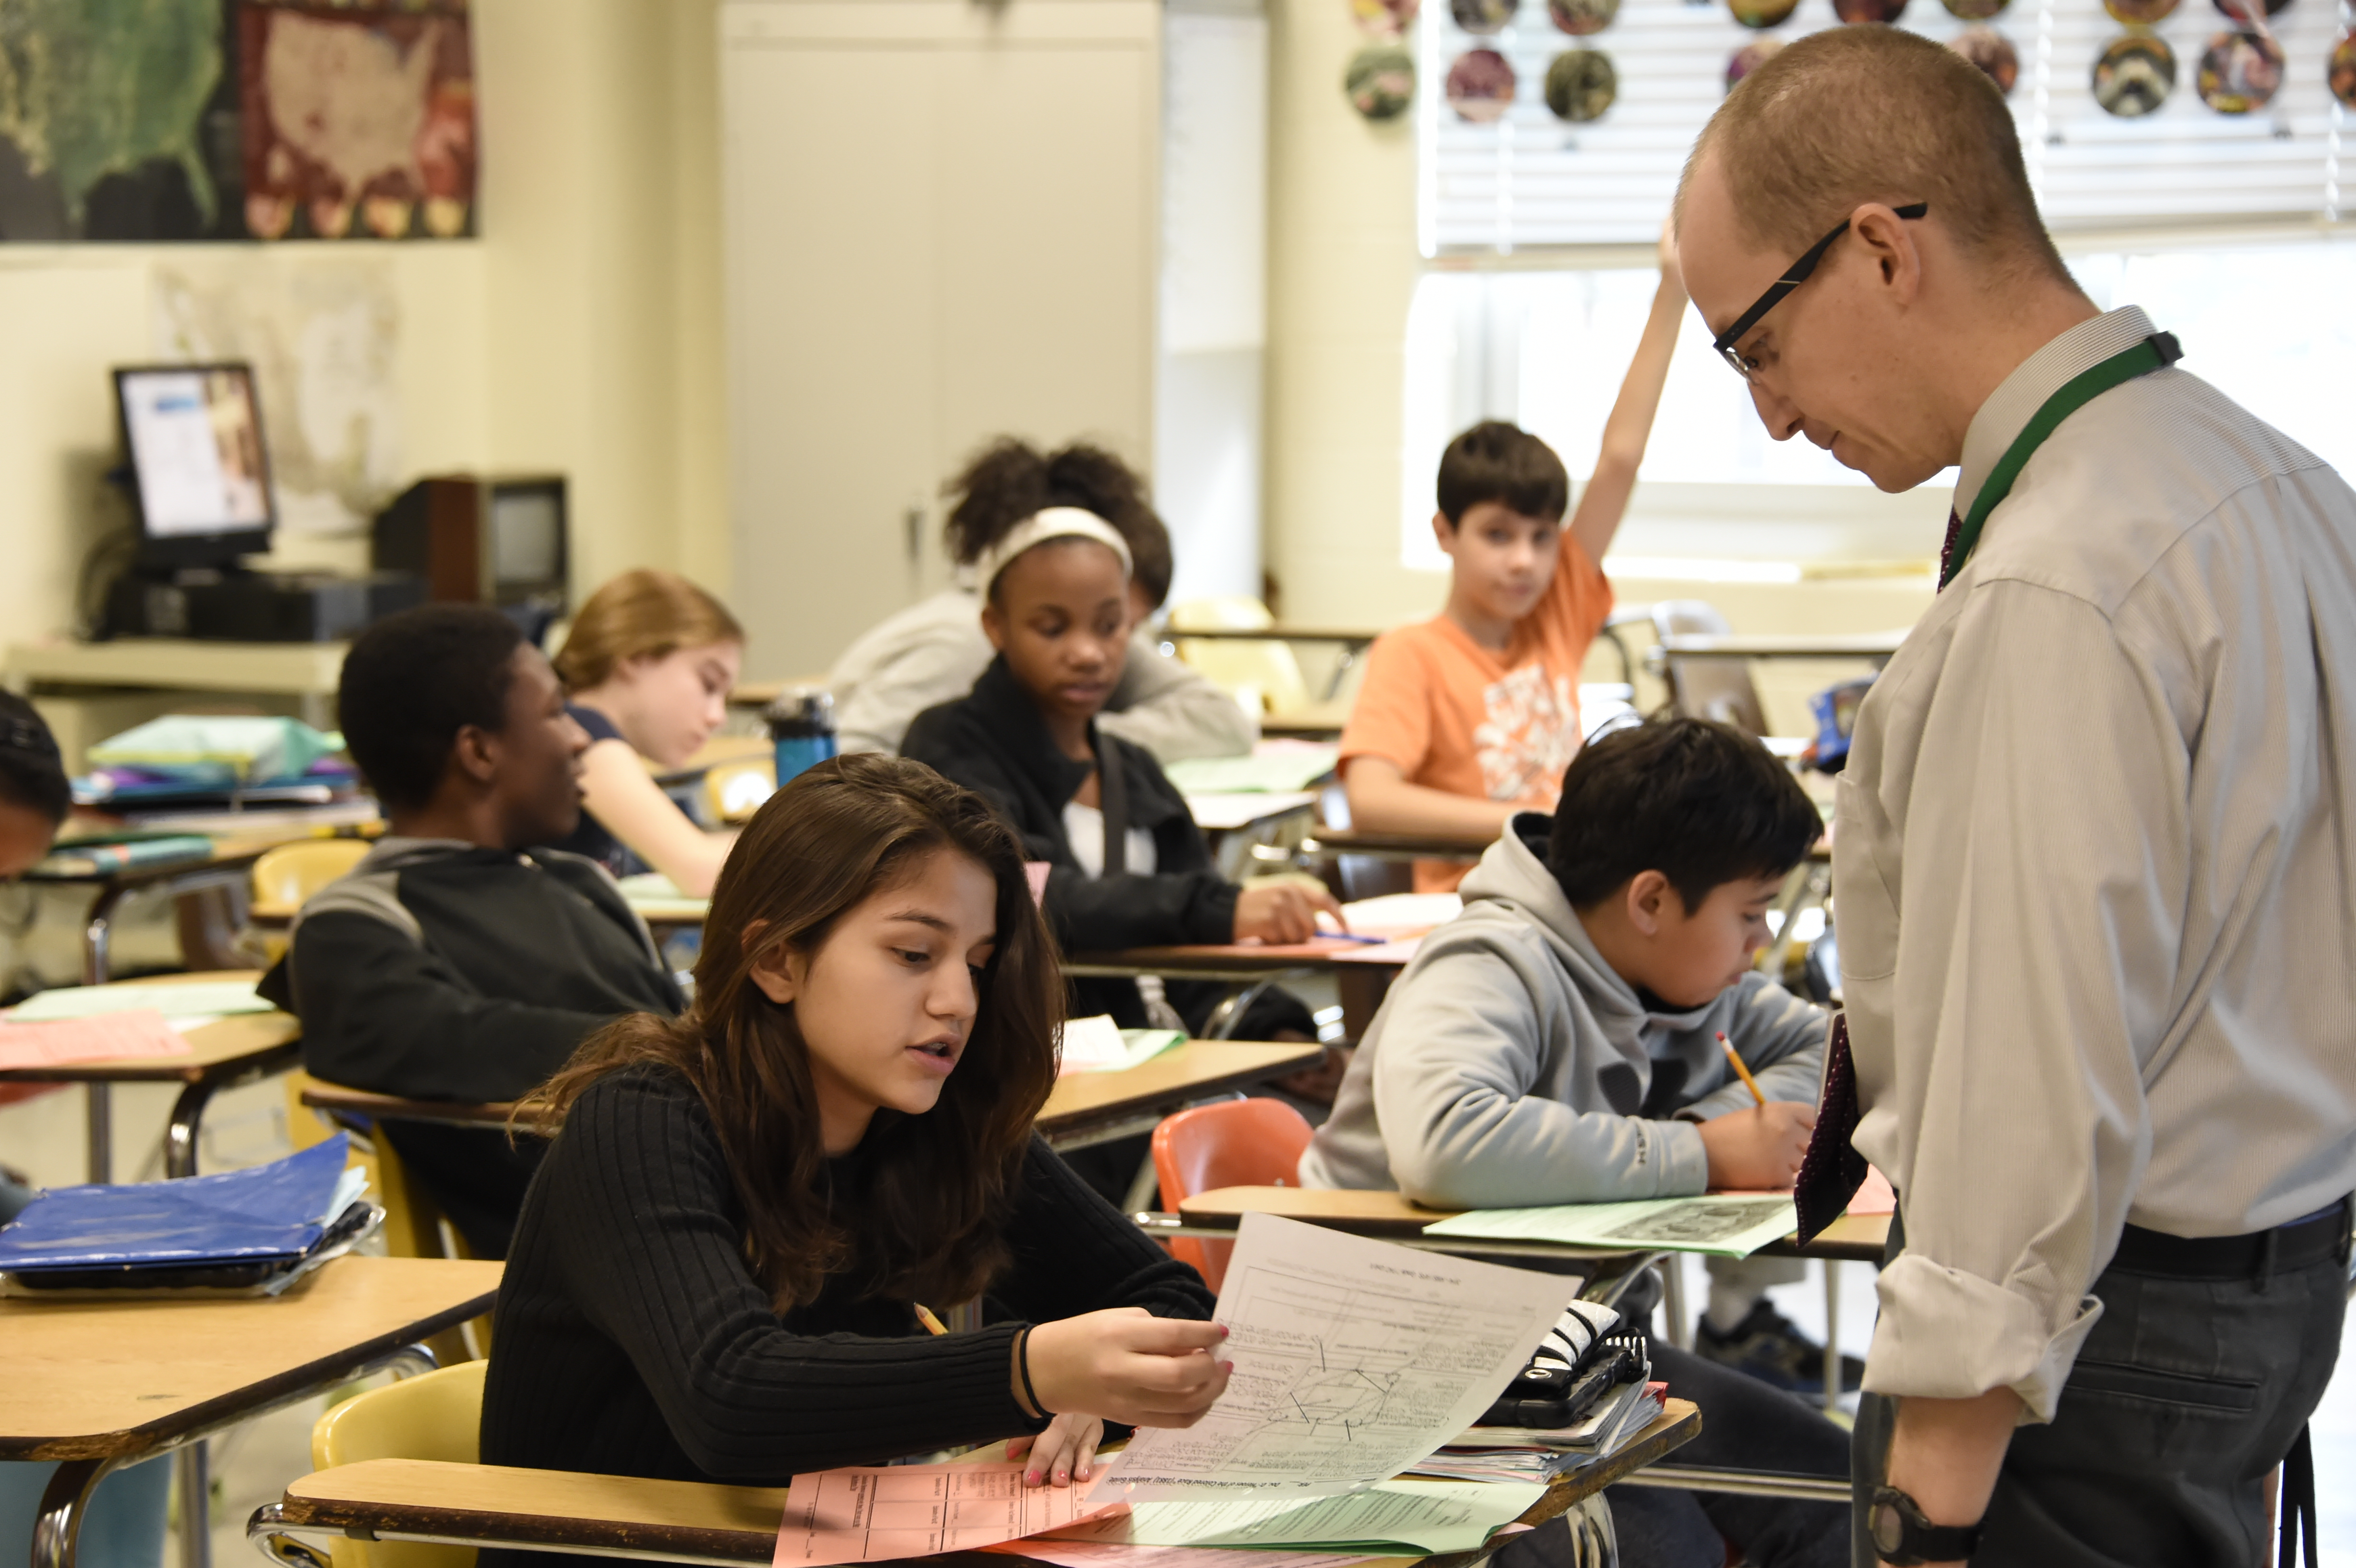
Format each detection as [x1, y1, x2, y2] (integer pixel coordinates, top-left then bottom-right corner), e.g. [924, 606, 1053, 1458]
[1672, 25, 2355, 1568]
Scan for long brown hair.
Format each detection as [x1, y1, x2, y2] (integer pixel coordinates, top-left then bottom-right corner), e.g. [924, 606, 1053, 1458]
[553, 568, 745, 691]
[519, 753, 1063, 1311]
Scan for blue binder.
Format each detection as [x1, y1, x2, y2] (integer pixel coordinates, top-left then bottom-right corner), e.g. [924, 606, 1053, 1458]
[0, 1134, 350, 1273]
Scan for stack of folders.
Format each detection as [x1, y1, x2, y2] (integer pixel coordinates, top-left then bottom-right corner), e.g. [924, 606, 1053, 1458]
[1409, 1307, 1665, 1484]
[0, 1134, 379, 1299]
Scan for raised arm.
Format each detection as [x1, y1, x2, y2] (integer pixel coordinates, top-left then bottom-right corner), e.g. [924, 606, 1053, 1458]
[1568, 230, 1688, 568]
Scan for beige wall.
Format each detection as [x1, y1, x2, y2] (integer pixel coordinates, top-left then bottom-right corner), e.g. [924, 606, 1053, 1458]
[1261, 0, 1433, 631]
[0, 0, 730, 657]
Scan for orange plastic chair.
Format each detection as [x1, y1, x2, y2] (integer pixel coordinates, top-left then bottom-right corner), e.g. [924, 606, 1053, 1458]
[1150, 1098, 1316, 1291]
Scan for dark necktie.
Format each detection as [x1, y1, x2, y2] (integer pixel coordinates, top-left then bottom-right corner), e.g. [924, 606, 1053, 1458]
[1791, 508, 1965, 1242]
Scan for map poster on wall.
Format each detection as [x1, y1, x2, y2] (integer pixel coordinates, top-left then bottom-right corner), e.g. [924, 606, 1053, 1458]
[0, 0, 247, 240]
[238, 0, 476, 241]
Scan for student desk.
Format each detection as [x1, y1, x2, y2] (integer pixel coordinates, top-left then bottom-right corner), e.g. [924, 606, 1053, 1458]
[1036, 1041, 1326, 1152]
[1064, 936, 1418, 1044]
[1158, 1187, 1892, 1422]
[249, 1401, 1703, 1568]
[0, 983, 303, 1184]
[24, 823, 371, 986]
[1299, 826, 1494, 863]
[1156, 1185, 1890, 1265]
[1653, 630, 1909, 664]
[299, 1042, 1330, 1158]
[2, 1254, 502, 1568]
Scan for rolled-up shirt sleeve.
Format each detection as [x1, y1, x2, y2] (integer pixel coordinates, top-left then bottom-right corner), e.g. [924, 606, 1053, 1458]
[1855, 580, 2186, 1421]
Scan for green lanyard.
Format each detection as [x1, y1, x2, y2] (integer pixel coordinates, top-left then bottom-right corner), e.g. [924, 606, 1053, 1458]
[1940, 330, 2182, 589]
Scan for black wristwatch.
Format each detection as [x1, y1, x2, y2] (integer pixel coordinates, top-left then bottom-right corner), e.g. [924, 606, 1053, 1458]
[1867, 1486, 1984, 1565]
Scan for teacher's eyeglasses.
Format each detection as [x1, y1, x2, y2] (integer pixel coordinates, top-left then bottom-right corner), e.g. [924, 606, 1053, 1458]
[1712, 202, 1928, 381]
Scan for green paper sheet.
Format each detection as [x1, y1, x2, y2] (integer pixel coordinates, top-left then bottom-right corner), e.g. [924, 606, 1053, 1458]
[1163, 747, 1340, 795]
[13, 980, 271, 1023]
[1049, 1480, 1546, 1554]
[1422, 1194, 1800, 1258]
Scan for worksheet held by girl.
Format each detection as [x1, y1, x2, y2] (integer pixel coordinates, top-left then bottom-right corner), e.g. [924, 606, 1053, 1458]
[1091, 1214, 1572, 1503]
[774, 1462, 1122, 1567]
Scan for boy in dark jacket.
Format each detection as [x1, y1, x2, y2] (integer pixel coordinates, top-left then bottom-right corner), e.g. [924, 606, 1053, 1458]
[260, 605, 686, 1256]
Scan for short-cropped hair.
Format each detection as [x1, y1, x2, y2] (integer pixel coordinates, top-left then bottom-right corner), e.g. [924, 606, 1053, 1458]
[1678, 26, 2067, 286]
[1436, 421, 1570, 526]
[341, 605, 526, 813]
[1547, 717, 1822, 912]
[0, 690, 69, 826]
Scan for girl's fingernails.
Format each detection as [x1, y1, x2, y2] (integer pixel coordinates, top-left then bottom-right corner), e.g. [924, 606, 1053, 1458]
[1218, 1325, 1231, 1337]
[1025, 1470, 1039, 1485]
[1222, 1360, 1236, 1372]
[1057, 1470, 1069, 1484]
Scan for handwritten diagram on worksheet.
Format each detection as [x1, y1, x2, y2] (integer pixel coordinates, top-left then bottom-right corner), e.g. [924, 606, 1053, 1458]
[1096, 1214, 1568, 1500]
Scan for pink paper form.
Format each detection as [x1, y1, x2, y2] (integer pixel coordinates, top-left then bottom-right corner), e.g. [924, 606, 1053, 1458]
[0, 1009, 190, 1071]
[775, 1463, 1124, 1568]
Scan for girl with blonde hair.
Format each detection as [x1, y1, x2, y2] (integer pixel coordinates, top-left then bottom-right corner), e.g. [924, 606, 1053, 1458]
[552, 569, 744, 895]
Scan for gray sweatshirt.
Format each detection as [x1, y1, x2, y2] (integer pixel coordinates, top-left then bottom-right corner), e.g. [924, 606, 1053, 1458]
[1298, 813, 1829, 1208]
[828, 588, 1258, 763]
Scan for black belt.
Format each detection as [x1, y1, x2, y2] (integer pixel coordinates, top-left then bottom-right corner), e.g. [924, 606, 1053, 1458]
[2108, 1197, 2353, 1282]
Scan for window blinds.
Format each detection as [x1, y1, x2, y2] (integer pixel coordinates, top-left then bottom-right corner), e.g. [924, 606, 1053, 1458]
[1419, 0, 2352, 251]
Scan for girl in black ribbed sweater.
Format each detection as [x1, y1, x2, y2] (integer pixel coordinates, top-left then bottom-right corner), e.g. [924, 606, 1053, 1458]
[478, 754, 1226, 1518]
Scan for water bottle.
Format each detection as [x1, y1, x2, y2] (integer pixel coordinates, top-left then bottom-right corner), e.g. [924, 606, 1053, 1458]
[766, 687, 837, 786]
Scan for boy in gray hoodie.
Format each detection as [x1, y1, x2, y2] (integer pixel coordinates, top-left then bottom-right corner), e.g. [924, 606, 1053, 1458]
[1301, 717, 1851, 1568]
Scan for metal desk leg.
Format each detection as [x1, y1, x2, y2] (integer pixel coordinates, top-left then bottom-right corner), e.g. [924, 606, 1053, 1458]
[1658, 1254, 1691, 1348]
[82, 884, 129, 987]
[174, 1444, 210, 1568]
[1822, 1259, 1843, 1414]
[85, 1085, 111, 1186]
[1200, 980, 1275, 1040]
[163, 1079, 217, 1179]
[32, 1457, 116, 1568]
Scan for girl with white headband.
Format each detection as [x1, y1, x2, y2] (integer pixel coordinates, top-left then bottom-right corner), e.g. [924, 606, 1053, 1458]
[901, 494, 1345, 1156]
[826, 439, 1255, 762]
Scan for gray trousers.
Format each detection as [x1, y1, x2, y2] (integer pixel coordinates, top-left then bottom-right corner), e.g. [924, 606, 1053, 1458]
[1852, 1210, 2348, 1567]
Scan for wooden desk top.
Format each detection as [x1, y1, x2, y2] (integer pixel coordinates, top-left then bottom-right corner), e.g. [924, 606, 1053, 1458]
[267, 1401, 1700, 1567]
[0, 1255, 502, 1462]
[305, 1043, 1331, 1145]
[1656, 630, 1909, 661]
[1301, 827, 1492, 861]
[301, 1078, 522, 1130]
[0, 1006, 302, 1087]
[1062, 937, 1378, 979]
[1258, 700, 1353, 739]
[1178, 1186, 1893, 1263]
[1036, 1042, 1325, 1137]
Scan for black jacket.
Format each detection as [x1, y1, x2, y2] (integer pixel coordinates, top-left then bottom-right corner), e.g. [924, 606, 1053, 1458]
[903, 657, 1240, 951]
[258, 837, 687, 1255]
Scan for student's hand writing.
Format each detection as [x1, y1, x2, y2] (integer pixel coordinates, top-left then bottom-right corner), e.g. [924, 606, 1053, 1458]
[1696, 1101, 1815, 1190]
[1025, 1308, 1232, 1428]
[1008, 1412, 1103, 1489]
[1233, 882, 1346, 945]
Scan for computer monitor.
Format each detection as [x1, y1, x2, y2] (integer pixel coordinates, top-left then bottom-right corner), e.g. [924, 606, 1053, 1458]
[113, 364, 276, 566]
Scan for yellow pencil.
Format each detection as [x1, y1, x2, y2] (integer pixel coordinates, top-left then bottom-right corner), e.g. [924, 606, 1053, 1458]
[1716, 1031, 1766, 1108]
[914, 1303, 949, 1336]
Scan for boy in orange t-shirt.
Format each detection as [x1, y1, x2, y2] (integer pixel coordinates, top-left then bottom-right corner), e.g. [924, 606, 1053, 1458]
[1342, 245, 1687, 890]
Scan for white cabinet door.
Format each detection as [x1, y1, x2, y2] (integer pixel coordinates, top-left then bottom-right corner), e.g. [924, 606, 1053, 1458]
[721, 0, 1159, 678]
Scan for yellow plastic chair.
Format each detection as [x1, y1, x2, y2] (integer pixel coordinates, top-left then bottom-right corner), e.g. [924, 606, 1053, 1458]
[703, 756, 776, 824]
[287, 1072, 487, 1363]
[1167, 597, 1313, 715]
[245, 838, 374, 963]
[310, 1359, 489, 1568]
